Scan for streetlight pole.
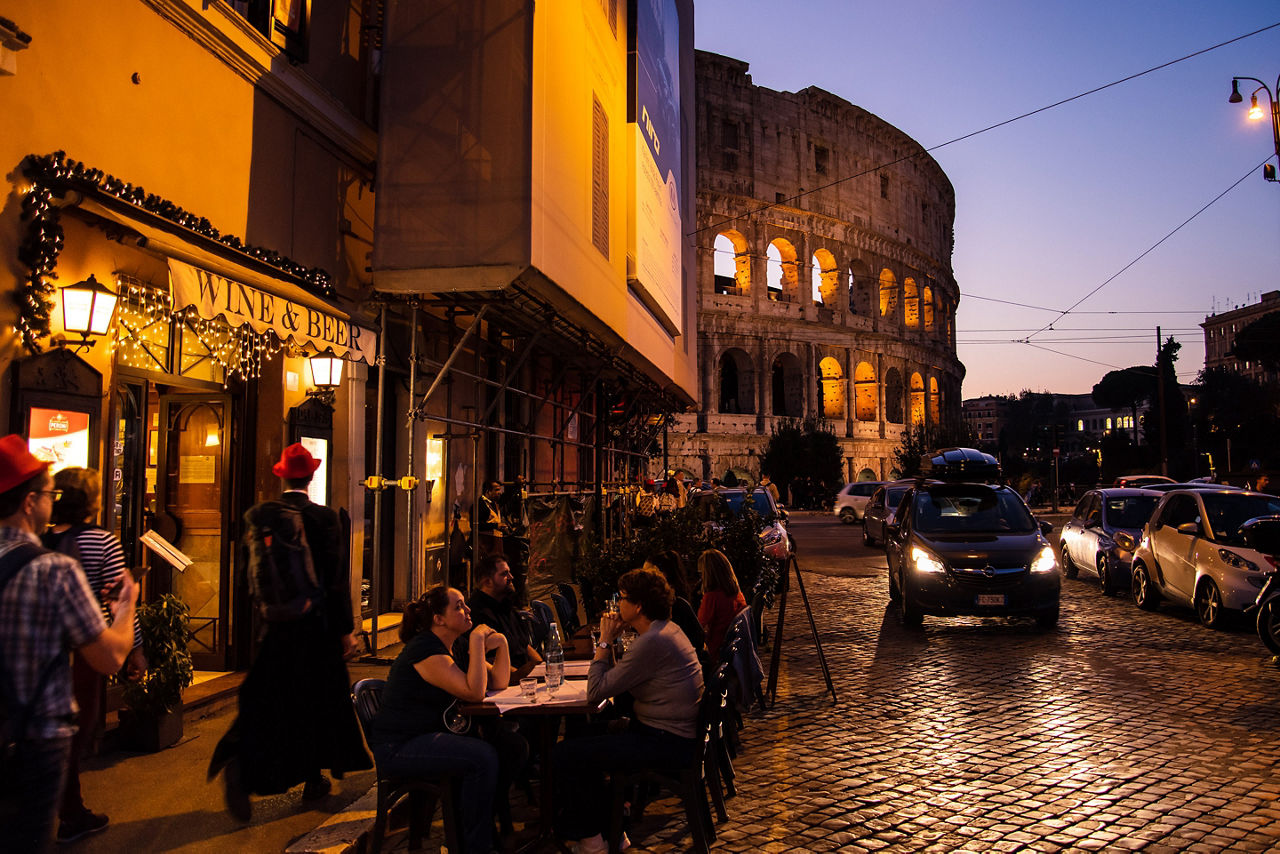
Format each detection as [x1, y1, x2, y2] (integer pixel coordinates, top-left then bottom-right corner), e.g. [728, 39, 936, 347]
[1229, 75, 1280, 183]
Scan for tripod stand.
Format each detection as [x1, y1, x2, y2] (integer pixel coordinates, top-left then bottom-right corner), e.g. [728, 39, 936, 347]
[764, 552, 837, 707]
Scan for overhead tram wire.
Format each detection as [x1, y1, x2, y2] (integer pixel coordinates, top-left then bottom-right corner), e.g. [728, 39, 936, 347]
[961, 293, 1208, 314]
[1024, 157, 1270, 340]
[692, 22, 1280, 240]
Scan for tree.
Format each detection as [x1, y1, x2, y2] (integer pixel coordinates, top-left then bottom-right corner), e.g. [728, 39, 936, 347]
[1192, 366, 1280, 473]
[1092, 366, 1155, 447]
[1142, 337, 1190, 472]
[1230, 311, 1280, 374]
[761, 416, 843, 508]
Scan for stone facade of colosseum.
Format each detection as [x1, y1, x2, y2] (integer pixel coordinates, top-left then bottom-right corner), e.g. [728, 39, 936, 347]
[667, 51, 966, 487]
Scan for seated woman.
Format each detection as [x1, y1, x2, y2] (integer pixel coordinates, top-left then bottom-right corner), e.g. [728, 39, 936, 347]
[553, 567, 704, 853]
[643, 550, 705, 653]
[371, 587, 511, 854]
[697, 548, 747, 658]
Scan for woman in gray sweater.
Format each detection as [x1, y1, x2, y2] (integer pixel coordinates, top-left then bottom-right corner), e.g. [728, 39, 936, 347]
[554, 567, 703, 853]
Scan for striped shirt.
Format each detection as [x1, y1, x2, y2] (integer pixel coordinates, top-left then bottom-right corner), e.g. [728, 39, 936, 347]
[45, 526, 141, 648]
[0, 527, 107, 739]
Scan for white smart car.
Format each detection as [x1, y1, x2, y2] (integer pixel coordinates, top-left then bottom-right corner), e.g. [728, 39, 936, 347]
[1129, 488, 1280, 628]
[833, 481, 885, 524]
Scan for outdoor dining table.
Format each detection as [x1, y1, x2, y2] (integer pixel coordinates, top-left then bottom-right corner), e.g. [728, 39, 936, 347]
[462, 672, 607, 852]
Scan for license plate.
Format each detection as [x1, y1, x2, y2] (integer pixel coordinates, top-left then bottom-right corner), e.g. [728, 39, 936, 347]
[976, 594, 1006, 606]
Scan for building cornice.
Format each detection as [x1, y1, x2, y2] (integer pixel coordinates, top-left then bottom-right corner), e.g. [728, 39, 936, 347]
[143, 0, 376, 173]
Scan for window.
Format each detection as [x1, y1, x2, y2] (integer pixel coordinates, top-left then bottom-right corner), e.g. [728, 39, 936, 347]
[232, 0, 311, 62]
[592, 95, 609, 258]
[814, 144, 829, 175]
[599, 0, 618, 36]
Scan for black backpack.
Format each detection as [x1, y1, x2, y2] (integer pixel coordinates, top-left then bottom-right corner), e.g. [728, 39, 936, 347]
[243, 500, 323, 622]
[0, 543, 56, 763]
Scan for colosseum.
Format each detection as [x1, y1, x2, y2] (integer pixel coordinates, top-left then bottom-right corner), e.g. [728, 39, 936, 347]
[668, 51, 966, 487]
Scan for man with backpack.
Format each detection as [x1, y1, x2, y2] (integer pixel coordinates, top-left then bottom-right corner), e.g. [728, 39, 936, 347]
[0, 435, 138, 852]
[208, 443, 370, 820]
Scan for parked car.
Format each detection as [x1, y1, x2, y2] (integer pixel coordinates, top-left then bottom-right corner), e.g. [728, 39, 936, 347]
[862, 481, 912, 546]
[1129, 488, 1280, 628]
[688, 486, 793, 562]
[885, 448, 1060, 629]
[1113, 474, 1175, 488]
[834, 481, 885, 524]
[1141, 481, 1243, 492]
[1059, 488, 1162, 594]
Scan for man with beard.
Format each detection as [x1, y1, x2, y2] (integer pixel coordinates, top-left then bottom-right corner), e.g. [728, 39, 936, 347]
[464, 553, 542, 678]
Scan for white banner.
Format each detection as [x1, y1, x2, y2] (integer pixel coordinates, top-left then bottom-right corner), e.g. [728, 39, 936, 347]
[169, 260, 376, 364]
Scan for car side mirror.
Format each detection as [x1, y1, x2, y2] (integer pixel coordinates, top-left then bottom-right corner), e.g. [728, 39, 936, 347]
[1039, 520, 1053, 536]
[1176, 522, 1200, 536]
[886, 522, 900, 539]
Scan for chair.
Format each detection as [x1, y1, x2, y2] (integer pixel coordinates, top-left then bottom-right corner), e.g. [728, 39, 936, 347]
[604, 686, 728, 853]
[524, 600, 555, 654]
[550, 591, 580, 637]
[351, 679, 464, 853]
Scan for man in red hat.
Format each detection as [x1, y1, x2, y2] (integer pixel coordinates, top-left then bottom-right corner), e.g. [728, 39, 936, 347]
[0, 434, 138, 851]
[208, 442, 370, 820]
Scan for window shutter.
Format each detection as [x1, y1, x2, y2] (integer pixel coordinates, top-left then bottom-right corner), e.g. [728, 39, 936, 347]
[592, 95, 609, 258]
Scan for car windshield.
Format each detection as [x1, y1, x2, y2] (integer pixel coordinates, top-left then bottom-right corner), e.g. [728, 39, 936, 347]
[912, 485, 1036, 534]
[1201, 493, 1280, 546]
[1104, 496, 1159, 529]
[720, 491, 774, 519]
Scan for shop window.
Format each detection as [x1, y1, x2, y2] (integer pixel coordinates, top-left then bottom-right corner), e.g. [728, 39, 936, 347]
[116, 277, 172, 374]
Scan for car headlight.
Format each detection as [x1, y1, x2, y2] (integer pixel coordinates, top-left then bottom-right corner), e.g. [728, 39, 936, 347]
[910, 546, 946, 574]
[761, 530, 784, 547]
[1218, 549, 1260, 573]
[1030, 546, 1058, 574]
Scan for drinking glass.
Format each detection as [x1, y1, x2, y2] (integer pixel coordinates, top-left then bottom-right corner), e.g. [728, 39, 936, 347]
[520, 677, 538, 703]
[546, 666, 563, 697]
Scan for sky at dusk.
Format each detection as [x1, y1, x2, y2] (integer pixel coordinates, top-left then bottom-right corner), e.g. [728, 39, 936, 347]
[692, 1, 1280, 398]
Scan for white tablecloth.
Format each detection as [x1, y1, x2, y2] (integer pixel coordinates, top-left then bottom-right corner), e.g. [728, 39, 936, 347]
[486, 678, 589, 713]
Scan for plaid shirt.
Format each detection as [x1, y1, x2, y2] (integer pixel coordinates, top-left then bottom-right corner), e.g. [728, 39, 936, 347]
[0, 526, 107, 739]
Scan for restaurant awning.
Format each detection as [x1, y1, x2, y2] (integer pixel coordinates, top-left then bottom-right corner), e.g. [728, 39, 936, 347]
[76, 196, 377, 365]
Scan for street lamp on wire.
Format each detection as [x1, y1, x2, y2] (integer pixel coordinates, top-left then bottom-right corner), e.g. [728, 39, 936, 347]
[1229, 75, 1280, 183]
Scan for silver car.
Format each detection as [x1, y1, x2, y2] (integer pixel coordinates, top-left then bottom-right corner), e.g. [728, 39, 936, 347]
[1130, 489, 1280, 628]
[834, 481, 885, 524]
[1059, 488, 1161, 595]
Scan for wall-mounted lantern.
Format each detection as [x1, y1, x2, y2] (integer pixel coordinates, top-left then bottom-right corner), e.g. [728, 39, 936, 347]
[60, 274, 118, 351]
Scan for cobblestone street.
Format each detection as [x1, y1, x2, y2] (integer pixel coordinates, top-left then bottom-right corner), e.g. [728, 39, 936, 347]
[620, 521, 1280, 853]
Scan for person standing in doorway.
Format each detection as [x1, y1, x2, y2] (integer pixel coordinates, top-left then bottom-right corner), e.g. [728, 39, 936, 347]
[0, 435, 138, 853]
[209, 443, 371, 820]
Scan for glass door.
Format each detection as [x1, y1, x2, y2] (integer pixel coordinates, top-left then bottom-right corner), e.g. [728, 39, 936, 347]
[156, 393, 234, 670]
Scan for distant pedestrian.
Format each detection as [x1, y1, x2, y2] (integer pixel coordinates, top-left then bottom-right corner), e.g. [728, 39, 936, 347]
[208, 443, 370, 820]
[633, 479, 657, 528]
[42, 468, 146, 844]
[1256, 474, 1274, 496]
[761, 473, 779, 503]
[0, 435, 138, 853]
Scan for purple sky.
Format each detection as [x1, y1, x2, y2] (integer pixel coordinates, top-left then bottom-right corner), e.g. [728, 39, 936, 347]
[693, 1, 1280, 398]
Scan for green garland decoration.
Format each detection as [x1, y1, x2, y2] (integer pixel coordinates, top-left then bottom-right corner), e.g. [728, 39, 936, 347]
[16, 151, 334, 353]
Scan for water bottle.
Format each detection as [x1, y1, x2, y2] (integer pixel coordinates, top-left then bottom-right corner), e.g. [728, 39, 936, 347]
[545, 622, 565, 695]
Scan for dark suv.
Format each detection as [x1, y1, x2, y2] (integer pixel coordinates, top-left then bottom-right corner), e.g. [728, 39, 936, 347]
[885, 448, 1061, 629]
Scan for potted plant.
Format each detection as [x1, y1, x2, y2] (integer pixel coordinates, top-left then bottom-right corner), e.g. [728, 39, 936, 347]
[119, 593, 194, 751]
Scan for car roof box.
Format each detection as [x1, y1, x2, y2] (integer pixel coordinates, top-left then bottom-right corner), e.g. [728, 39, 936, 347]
[920, 447, 1002, 483]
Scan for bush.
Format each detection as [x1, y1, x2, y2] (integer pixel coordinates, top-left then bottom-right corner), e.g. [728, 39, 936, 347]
[120, 593, 194, 715]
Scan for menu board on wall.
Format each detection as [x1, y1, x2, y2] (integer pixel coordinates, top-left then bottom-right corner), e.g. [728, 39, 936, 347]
[28, 408, 91, 473]
[301, 435, 328, 506]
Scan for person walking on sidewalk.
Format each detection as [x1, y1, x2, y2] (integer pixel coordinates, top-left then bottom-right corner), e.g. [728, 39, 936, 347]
[42, 468, 147, 844]
[0, 435, 139, 853]
[208, 443, 371, 820]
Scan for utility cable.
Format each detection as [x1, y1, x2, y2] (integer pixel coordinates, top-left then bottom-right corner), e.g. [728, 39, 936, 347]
[694, 21, 1280, 239]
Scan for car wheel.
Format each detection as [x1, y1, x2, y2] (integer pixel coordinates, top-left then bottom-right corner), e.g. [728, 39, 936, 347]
[1257, 600, 1280, 655]
[898, 589, 922, 627]
[1060, 544, 1079, 579]
[1035, 604, 1059, 630]
[1196, 579, 1226, 629]
[863, 524, 875, 547]
[1132, 563, 1160, 611]
[839, 508, 857, 525]
[1096, 555, 1113, 596]
[888, 567, 901, 601]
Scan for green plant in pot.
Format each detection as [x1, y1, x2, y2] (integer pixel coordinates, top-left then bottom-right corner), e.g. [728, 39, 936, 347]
[119, 593, 194, 751]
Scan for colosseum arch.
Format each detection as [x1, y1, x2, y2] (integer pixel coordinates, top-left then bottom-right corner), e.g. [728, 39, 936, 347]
[771, 352, 804, 416]
[909, 372, 926, 426]
[718, 348, 756, 414]
[904, 278, 920, 329]
[849, 259, 873, 315]
[767, 238, 800, 303]
[857, 468, 878, 481]
[812, 249, 839, 307]
[713, 231, 751, 295]
[922, 284, 935, 330]
[819, 356, 845, 418]
[854, 361, 877, 421]
[879, 269, 899, 321]
[929, 376, 940, 424]
[884, 368, 904, 423]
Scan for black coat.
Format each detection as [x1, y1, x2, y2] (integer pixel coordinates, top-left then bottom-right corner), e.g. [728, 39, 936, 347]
[281, 491, 354, 636]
